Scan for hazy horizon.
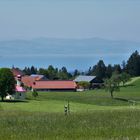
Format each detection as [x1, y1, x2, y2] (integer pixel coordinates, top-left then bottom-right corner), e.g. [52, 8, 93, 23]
[0, 37, 140, 71]
[0, 0, 140, 70]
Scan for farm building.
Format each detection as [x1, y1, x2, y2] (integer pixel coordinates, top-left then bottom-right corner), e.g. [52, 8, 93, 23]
[6, 75, 26, 100]
[32, 81, 77, 92]
[74, 75, 103, 89]
[11, 67, 24, 77]
[21, 74, 47, 88]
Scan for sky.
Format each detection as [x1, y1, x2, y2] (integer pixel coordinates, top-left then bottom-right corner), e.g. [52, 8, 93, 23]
[0, 0, 140, 70]
[0, 0, 140, 41]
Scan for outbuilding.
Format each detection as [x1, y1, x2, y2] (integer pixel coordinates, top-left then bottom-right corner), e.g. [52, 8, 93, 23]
[32, 81, 77, 92]
[74, 75, 103, 89]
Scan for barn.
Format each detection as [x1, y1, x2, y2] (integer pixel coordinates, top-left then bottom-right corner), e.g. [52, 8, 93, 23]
[74, 75, 103, 89]
[32, 81, 77, 92]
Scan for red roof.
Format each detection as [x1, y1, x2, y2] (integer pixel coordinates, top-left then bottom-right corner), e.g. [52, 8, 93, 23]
[32, 81, 77, 89]
[22, 76, 36, 87]
[11, 68, 24, 77]
[21, 75, 45, 87]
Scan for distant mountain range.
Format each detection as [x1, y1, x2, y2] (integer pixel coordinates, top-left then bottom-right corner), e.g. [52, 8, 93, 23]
[0, 38, 140, 70]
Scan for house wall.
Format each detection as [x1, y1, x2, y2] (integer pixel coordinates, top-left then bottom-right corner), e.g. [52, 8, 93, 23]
[15, 92, 26, 100]
[6, 92, 26, 100]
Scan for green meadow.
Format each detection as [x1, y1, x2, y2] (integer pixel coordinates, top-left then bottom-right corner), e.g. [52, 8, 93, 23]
[0, 77, 140, 140]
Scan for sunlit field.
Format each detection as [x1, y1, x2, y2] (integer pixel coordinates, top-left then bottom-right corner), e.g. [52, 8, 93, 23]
[0, 78, 140, 140]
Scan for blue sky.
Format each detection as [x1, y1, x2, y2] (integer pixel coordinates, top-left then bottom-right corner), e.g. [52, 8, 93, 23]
[0, 0, 140, 70]
[0, 0, 140, 41]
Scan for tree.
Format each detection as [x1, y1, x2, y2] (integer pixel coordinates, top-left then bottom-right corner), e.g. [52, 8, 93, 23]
[105, 74, 120, 98]
[23, 67, 31, 75]
[111, 72, 121, 86]
[92, 60, 106, 79]
[105, 64, 113, 78]
[126, 50, 140, 76]
[120, 72, 130, 86]
[58, 67, 72, 80]
[32, 89, 38, 99]
[47, 65, 58, 80]
[121, 60, 126, 72]
[31, 66, 37, 74]
[73, 69, 80, 78]
[77, 81, 90, 89]
[113, 64, 122, 74]
[0, 68, 16, 101]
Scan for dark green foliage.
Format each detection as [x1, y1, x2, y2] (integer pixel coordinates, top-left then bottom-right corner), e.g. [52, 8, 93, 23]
[105, 73, 121, 98]
[38, 68, 49, 78]
[30, 66, 38, 74]
[73, 69, 80, 78]
[94, 60, 106, 79]
[105, 64, 113, 78]
[113, 64, 122, 74]
[0, 68, 16, 101]
[58, 67, 71, 80]
[120, 72, 130, 86]
[38, 66, 72, 80]
[32, 90, 38, 99]
[90, 60, 106, 79]
[23, 66, 38, 75]
[47, 65, 58, 80]
[126, 50, 140, 76]
[77, 81, 90, 89]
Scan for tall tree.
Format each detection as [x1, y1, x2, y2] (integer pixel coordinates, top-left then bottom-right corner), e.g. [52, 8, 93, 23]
[121, 60, 126, 72]
[113, 64, 122, 74]
[47, 65, 58, 80]
[93, 60, 106, 79]
[120, 72, 130, 86]
[105, 64, 113, 78]
[105, 73, 120, 98]
[58, 67, 72, 80]
[73, 69, 80, 78]
[30, 66, 37, 74]
[0, 68, 16, 101]
[126, 50, 140, 76]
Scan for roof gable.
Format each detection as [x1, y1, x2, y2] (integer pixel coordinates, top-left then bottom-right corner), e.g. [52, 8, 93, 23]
[74, 75, 96, 82]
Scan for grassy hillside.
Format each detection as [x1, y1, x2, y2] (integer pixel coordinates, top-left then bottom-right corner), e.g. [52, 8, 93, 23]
[0, 110, 140, 140]
[0, 78, 140, 139]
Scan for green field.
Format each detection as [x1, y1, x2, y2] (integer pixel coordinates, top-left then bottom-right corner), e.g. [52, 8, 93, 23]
[0, 78, 140, 140]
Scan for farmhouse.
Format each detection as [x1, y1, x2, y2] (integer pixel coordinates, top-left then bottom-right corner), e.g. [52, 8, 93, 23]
[74, 75, 103, 89]
[32, 81, 77, 92]
[21, 74, 47, 88]
[11, 67, 24, 77]
[6, 75, 26, 100]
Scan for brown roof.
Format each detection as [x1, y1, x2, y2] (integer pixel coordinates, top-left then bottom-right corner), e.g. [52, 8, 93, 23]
[32, 81, 77, 89]
[21, 75, 46, 87]
[21, 76, 35, 87]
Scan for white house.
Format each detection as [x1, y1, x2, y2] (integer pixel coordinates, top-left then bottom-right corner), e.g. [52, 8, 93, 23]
[6, 75, 26, 100]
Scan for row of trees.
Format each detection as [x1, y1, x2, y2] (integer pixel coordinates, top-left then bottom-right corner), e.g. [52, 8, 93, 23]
[22, 51, 140, 80]
[23, 65, 72, 80]
[88, 50, 140, 79]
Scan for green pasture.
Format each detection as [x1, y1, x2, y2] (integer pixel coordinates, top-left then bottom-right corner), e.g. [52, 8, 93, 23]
[0, 77, 140, 139]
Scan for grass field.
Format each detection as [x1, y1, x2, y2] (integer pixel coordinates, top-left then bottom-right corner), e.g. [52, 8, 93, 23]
[0, 78, 140, 139]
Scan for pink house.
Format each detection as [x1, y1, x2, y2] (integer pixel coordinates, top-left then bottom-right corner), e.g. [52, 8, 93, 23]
[6, 75, 26, 100]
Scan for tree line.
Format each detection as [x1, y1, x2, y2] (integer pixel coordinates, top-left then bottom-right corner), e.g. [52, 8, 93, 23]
[0, 50, 140, 101]
[22, 50, 140, 80]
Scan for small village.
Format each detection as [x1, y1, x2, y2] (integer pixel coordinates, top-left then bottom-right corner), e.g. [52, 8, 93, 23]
[7, 67, 104, 100]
